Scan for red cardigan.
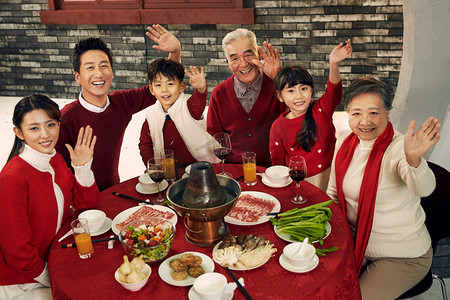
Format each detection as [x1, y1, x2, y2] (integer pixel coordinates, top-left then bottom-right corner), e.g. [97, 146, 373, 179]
[207, 74, 286, 166]
[269, 79, 342, 176]
[56, 86, 156, 191]
[139, 90, 207, 168]
[0, 154, 99, 285]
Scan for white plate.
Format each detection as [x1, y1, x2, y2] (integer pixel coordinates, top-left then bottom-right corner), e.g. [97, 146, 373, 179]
[111, 205, 178, 235]
[261, 175, 292, 188]
[274, 222, 331, 244]
[182, 173, 189, 179]
[224, 191, 281, 226]
[188, 285, 234, 300]
[135, 180, 169, 195]
[90, 217, 112, 236]
[279, 254, 319, 273]
[212, 241, 272, 271]
[158, 252, 215, 287]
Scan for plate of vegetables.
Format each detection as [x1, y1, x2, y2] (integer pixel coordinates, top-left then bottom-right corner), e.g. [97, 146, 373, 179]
[271, 200, 333, 245]
[118, 217, 176, 263]
[212, 234, 277, 271]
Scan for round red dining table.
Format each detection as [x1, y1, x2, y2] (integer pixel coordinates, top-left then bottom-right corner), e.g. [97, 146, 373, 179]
[48, 164, 361, 299]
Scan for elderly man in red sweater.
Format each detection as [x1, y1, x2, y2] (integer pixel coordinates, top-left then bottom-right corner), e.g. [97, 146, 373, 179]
[207, 28, 286, 167]
[56, 25, 181, 191]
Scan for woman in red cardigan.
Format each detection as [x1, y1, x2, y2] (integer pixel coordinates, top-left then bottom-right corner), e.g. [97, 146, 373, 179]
[0, 95, 99, 299]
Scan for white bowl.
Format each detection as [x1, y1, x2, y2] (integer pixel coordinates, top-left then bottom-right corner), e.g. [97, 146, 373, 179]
[283, 242, 316, 268]
[114, 263, 151, 292]
[138, 173, 157, 190]
[193, 272, 227, 300]
[265, 165, 290, 185]
[78, 209, 106, 232]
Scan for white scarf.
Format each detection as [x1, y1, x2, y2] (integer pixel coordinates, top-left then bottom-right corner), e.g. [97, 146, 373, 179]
[146, 93, 220, 164]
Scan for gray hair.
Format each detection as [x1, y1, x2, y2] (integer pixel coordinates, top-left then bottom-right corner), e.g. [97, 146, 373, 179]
[343, 77, 393, 111]
[221, 28, 258, 60]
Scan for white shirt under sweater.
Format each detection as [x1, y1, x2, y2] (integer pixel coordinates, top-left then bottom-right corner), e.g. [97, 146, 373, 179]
[327, 129, 435, 259]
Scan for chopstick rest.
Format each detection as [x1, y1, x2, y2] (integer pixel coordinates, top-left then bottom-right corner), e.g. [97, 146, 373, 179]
[62, 236, 118, 248]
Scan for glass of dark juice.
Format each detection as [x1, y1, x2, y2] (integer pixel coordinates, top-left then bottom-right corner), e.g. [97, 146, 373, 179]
[289, 156, 307, 204]
[147, 157, 166, 203]
[213, 132, 232, 177]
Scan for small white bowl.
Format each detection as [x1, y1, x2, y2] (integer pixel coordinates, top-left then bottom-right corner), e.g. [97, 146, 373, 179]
[114, 263, 151, 292]
[193, 272, 227, 300]
[283, 242, 316, 268]
[78, 209, 106, 232]
[138, 173, 157, 190]
[265, 165, 290, 185]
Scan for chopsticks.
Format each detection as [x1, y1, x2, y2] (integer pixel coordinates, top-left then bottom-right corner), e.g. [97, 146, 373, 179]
[62, 236, 118, 248]
[266, 212, 280, 216]
[112, 192, 153, 205]
[225, 267, 253, 300]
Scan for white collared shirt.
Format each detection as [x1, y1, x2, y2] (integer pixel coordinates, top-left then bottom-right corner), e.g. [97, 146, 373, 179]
[78, 92, 110, 113]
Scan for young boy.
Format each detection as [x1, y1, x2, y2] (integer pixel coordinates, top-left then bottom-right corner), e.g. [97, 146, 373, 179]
[139, 58, 219, 168]
[56, 25, 181, 191]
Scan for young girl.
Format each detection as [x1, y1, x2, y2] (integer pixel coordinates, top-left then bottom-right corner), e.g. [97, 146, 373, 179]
[0, 95, 99, 299]
[269, 40, 352, 191]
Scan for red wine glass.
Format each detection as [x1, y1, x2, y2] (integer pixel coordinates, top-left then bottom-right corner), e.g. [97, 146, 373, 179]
[147, 158, 166, 203]
[213, 132, 232, 177]
[289, 156, 307, 204]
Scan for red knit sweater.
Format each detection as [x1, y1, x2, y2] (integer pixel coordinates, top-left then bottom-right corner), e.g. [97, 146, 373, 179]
[0, 154, 99, 285]
[56, 86, 156, 191]
[207, 74, 286, 166]
[139, 90, 207, 168]
[269, 79, 342, 176]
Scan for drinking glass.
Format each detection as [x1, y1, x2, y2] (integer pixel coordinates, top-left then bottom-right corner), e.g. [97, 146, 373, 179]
[242, 151, 257, 186]
[213, 132, 232, 177]
[289, 156, 307, 204]
[147, 157, 166, 203]
[71, 218, 93, 259]
[161, 149, 176, 182]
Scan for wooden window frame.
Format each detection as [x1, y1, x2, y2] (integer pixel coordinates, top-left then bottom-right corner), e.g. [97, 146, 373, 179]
[40, 0, 254, 25]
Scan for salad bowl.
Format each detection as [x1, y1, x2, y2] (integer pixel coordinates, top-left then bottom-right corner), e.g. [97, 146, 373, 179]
[118, 217, 176, 263]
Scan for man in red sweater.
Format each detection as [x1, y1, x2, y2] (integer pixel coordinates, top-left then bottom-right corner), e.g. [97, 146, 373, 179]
[56, 25, 181, 191]
[207, 28, 286, 167]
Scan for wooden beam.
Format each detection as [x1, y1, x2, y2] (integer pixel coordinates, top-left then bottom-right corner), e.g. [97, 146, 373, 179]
[40, 8, 254, 25]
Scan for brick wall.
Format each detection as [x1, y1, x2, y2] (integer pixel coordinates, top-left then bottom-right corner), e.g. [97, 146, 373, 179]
[0, 0, 403, 109]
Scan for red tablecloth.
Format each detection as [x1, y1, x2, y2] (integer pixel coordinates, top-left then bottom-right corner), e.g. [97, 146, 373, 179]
[49, 164, 361, 299]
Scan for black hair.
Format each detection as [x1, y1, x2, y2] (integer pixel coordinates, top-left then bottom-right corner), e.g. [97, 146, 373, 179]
[147, 58, 185, 83]
[7, 94, 61, 162]
[343, 77, 393, 111]
[72, 37, 113, 73]
[274, 65, 317, 152]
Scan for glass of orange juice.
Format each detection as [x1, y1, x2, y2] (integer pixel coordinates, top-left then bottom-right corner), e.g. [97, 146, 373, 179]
[242, 151, 257, 186]
[161, 149, 176, 182]
[71, 218, 94, 259]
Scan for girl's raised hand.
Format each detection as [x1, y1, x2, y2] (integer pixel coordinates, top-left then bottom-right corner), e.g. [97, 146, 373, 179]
[65, 125, 97, 167]
[185, 66, 206, 94]
[253, 41, 281, 80]
[404, 116, 441, 168]
[330, 39, 353, 65]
